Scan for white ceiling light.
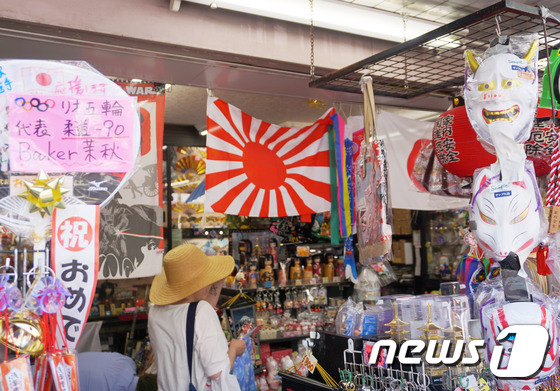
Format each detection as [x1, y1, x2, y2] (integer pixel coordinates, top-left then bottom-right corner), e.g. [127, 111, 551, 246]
[184, 0, 441, 43]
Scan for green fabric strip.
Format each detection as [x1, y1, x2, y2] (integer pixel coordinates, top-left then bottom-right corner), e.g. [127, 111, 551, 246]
[328, 124, 340, 245]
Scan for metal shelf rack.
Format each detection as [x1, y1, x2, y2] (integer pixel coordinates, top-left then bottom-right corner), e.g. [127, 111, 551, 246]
[309, 0, 560, 99]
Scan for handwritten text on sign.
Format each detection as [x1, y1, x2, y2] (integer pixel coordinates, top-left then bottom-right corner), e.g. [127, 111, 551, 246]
[8, 93, 136, 173]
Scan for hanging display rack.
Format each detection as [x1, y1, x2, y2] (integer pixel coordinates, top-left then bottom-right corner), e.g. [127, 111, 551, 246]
[309, 0, 560, 98]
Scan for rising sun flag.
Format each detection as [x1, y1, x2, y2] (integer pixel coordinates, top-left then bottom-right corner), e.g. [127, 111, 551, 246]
[205, 97, 334, 217]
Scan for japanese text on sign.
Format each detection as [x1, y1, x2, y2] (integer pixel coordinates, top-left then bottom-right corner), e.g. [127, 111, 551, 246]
[0, 66, 13, 95]
[525, 123, 556, 157]
[9, 93, 136, 173]
[433, 114, 460, 165]
[52, 206, 99, 350]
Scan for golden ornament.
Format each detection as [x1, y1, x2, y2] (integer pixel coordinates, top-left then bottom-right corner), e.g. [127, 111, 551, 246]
[18, 170, 70, 217]
[0, 311, 44, 356]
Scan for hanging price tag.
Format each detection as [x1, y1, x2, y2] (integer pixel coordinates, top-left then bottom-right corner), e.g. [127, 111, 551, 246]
[477, 378, 490, 391]
[549, 205, 560, 233]
[300, 350, 318, 374]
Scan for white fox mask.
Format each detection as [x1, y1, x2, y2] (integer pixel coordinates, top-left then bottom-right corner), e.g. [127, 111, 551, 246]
[470, 165, 544, 273]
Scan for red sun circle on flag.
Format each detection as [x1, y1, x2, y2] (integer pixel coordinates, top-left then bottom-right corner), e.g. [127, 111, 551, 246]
[35, 73, 52, 86]
[57, 216, 93, 252]
[242, 142, 286, 189]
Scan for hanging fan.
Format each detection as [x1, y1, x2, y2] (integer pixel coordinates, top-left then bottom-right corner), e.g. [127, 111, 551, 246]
[177, 147, 207, 159]
[171, 173, 203, 193]
[174, 155, 206, 175]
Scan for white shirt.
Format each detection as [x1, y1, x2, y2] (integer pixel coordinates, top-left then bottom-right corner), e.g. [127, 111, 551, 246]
[148, 301, 241, 391]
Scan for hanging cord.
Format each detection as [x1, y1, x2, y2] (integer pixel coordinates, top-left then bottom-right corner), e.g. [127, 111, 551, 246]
[402, 11, 409, 90]
[540, 6, 558, 127]
[495, 15, 502, 37]
[309, 0, 315, 81]
[360, 76, 377, 142]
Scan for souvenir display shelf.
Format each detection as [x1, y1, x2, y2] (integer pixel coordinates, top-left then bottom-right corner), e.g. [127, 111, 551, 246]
[309, 0, 560, 98]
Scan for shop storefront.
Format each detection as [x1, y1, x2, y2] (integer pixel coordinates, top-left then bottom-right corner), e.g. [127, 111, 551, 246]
[0, 1, 560, 390]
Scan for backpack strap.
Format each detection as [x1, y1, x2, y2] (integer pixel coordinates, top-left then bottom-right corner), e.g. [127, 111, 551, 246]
[186, 301, 199, 385]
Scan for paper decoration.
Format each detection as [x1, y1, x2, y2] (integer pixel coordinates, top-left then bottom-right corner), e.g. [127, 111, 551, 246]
[205, 97, 333, 217]
[17, 170, 69, 216]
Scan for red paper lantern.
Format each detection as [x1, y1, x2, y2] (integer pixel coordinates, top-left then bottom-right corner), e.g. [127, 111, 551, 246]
[433, 106, 496, 178]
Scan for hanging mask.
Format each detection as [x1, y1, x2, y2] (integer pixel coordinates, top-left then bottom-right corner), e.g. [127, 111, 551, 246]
[470, 164, 545, 276]
[464, 37, 539, 146]
[481, 301, 559, 390]
[468, 260, 500, 296]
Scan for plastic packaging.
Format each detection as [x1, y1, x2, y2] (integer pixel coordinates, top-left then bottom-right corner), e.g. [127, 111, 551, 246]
[335, 297, 360, 337]
[470, 161, 548, 278]
[360, 305, 381, 337]
[353, 266, 381, 303]
[410, 142, 472, 197]
[0, 355, 34, 391]
[464, 34, 540, 147]
[355, 138, 392, 263]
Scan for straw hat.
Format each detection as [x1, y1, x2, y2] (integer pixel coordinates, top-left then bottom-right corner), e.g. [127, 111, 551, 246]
[149, 244, 234, 305]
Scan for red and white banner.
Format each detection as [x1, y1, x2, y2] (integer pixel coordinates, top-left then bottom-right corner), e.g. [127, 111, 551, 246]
[351, 111, 470, 211]
[206, 97, 333, 217]
[52, 204, 100, 351]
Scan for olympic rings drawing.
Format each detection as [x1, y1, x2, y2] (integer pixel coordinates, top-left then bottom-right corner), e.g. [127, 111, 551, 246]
[14, 97, 55, 112]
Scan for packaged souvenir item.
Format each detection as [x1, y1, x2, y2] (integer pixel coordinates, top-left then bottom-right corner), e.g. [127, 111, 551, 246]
[360, 305, 381, 337]
[355, 77, 392, 265]
[335, 297, 360, 337]
[233, 336, 257, 391]
[0, 355, 34, 391]
[277, 258, 290, 286]
[480, 301, 559, 390]
[470, 162, 547, 277]
[354, 266, 381, 303]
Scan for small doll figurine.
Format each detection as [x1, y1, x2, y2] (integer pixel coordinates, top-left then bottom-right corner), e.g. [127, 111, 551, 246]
[303, 259, 313, 284]
[248, 261, 259, 288]
[335, 257, 345, 279]
[291, 259, 302, 281]
[261, 258, 274, 287]
[277, 258, 290, 286]
[100, 281, 115, 306]
[312, 255, 322, 280]
[323, 256, 334, 282]
[235, 268, 247, 288]
[269, 238, 279, 269]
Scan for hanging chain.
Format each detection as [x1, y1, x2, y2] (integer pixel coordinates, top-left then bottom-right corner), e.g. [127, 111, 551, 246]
[309, 0, 315, 81]
[402, 11, 409, 90]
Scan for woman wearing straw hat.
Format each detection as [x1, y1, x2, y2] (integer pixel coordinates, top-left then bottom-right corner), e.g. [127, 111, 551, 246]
[148, 244, 246, 391]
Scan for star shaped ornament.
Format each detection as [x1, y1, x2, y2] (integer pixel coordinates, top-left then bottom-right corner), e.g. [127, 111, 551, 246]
[18, 170, 70, 217]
